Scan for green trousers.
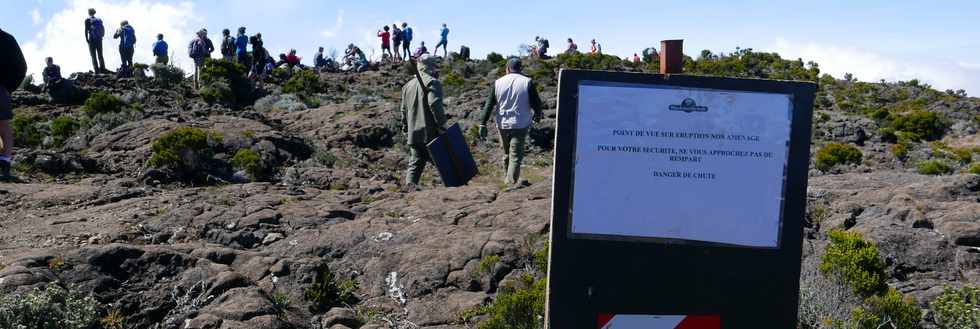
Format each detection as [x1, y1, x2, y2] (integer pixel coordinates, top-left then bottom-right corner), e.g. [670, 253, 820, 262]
[499, 128, 527, 185]
[406, 144, 431, 185]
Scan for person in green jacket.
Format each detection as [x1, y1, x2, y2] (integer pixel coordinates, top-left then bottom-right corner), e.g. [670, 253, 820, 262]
[400, 55, 446, 187]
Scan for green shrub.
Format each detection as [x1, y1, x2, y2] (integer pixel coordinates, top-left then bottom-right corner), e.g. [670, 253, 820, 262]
[851, 289, 922, 329]
[477, 255, 501, 276]
[890, 143, 909, 160]
[486, 52, 504, 64]
[952, 148, 973, 164]
[150, 64, 185, 86]
[200, 58, 252, 105]
[820, 230, 887, 297]
[304, 265, 358, 311]
[931, 285, 980, 328]
[0, 282, 99, 329]
[147, 127, 222, 173]
[11, 112, 44, 147]
[82, 91, 124, 115]
[815, 143, 863, 171]
[231, 148, 263, 178]
[443, 72, 466, 90]
[100, 309, 125, 329]
[533, 242, 549, 272]
[968, 163, 980, 175]
[200, 80, 234, 104]
[878, 128, 897, 143]
[478, 274, 546, 329]
[889, 110, 946, 141]
[282, 70, 321, 96]
[50, 116, 80, 145]
[917, 160, 952, 175]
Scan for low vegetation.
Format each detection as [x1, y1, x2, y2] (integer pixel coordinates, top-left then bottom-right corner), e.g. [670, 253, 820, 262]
[149, 64, 185, 87]
[147, 127, 222, 176]
[0, 282, 99, 329]
[478, 274, 546, 329]
[851, 289, 922, 329]
[304, 265, 359, 312]
[50, 115, 80, 145]
[200, 59, 253, 106]
[82, 91, 125, 115]
[230, 148, 263, 178]
[820, 230, 887, 297]
[917, 160, 952, 175]
[815, 143, 863, 171]
[930, 285, 980, 328]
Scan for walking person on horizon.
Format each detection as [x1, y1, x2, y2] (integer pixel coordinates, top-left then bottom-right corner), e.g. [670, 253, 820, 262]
[220, 28, 236, 62]
[391, 24, 403, 62]
[0, 29, 28, 181]
[235, 27, 249, 66]
[400, 55, 446, 188]
[152, 34, 169, 64]
[378, 26, 392, 62]
[113, 20, 136, 69]
[84, 8, 107, 73]
[401, 22, 413, 61]
[188, 29, 213, 89]
[479, 58, 543, 187]
[434, 23, 449, 58]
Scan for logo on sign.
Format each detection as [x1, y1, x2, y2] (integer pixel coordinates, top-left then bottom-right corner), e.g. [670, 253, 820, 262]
[669, 98, 709, 113]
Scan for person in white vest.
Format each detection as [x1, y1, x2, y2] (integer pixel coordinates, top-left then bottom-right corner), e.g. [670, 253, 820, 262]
[479, 58, 543, 186]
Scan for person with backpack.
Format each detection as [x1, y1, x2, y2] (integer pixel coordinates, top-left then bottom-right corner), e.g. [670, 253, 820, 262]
[235, 27, 249, 66]
[188, 29, 212, 89]
[84, 8, 107, 73]
[434, 23, 449, 58]
[412, 41, 428, 59]
[401, 22, 413, 61]
[378, 26, 392, 61]
[152, 34, 169, 64]
[400, 54, 446, 187]
[0, 29, 27, 180]
[113, 20, 137, 68]
[249, 33, 267, 80]
[391, 24, 403, 62]
[565, 38, 578, 54]
[478, 58, 543, 187]
[220, 29, 236, 62]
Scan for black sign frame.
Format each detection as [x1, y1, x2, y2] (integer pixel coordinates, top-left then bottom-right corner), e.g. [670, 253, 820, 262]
[546, 69, 816, 329]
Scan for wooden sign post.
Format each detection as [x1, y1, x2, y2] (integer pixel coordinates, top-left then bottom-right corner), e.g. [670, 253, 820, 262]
[546, 69, 816, 329]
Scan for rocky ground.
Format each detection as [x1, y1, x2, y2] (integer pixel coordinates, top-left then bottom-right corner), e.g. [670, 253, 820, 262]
[0, 53, 979, 328]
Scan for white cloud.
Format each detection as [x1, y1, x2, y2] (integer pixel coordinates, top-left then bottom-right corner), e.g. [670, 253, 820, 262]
[20, 0, 201, 78]
[320, 10, 344, 39]
[30, 8, 42, 26]
[770, 38, 980, 95]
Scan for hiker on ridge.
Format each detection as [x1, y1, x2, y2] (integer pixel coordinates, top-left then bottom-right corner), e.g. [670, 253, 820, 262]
[220, 28, 236, 62]
[249, 33, 267, 80]
[152, 34, 169, 64]
[43, 57, 79, 104]
[400, 54, 446, 188]
[84, 8, 107, 73]
[412, 41, 428, 59]
[235, 27, 249, 66]
[391, 24, 403, 62]
[314, 47, 327, 69]
[479, 58, 543, 187]
[401, 22, 413, 61]
[188, 29, 212, 89]
[113, 20, 136, 68]
[434, 23, 449, 58]
[590, 39, 602, 55]
[0, 28, 27, 180]
[378, 26, 392, 61]
[565, 38, 578, 54]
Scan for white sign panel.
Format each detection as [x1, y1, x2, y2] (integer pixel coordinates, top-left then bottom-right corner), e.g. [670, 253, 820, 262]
[570, 81, 793, 248]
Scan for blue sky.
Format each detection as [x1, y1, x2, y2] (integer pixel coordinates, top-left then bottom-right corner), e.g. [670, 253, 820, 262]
[4, 0, 980, 93]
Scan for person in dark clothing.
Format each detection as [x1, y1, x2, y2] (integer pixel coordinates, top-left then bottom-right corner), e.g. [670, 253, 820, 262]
[42, 57, 78, 104]
[0, 29, 28, 180]
[84, 8, 107, 73]
[42, 57, 63, 85]
[249, 34, 267, 79]
[220, 29, 236, 61]
[113, 20, 136, 68]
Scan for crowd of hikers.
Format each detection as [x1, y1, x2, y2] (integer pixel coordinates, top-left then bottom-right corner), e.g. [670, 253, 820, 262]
[0, 7, 632, 186]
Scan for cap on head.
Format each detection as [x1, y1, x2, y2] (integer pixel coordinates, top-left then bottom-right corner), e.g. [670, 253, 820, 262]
[506, 58, 522, 73]
[384, 25, 390, 31]
[418, 54, 438, 73]
[121, 20, 128, 26]
[157, 33, 164, 39]
[45, 57, 53, 63]
[238, 26, 246, 33]
[197, 29, 206, 36]
[222, 28, 230, 35]
[401, 22, 407, 27]
[88, 8, 96, 15]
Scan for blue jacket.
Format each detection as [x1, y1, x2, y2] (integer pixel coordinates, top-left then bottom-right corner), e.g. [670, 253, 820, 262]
[235, 34, 248, 55]
[440, 27, 449, 41]
[152, 40, 168, 56]
[403, 27, 413, 42]
[119, 25, 136, 48]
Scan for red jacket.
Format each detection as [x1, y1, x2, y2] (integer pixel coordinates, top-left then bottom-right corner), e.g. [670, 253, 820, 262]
[378, 31, 390, 47]
[286, 53, 300, 65]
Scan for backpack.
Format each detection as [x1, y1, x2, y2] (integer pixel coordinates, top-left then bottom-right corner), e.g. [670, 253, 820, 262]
[90, 17, 105, 39]
[542, 39, 549, 49]
[392, 29, 402, 42]
[188, 38, 206, 59]
[221, 36, 235, 56]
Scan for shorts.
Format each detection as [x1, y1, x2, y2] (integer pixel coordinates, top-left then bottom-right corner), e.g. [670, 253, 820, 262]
[0, 88, 11, 121]
[436, 39, 447, 47]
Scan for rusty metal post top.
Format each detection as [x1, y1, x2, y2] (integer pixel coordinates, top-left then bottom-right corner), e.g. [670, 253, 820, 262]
[660, 39, 684, 75]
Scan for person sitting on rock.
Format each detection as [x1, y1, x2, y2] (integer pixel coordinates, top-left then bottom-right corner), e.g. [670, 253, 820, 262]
[285, 49, 301, 70]
[412, 41, 428, 59]
[479, 58, 543, 187]
[565, 38, 578, 54]
[400, 54, 446, 188]
[344, 44, 368, 72]
[314, 47, 326, 69]
[42, 57, 78, 104]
